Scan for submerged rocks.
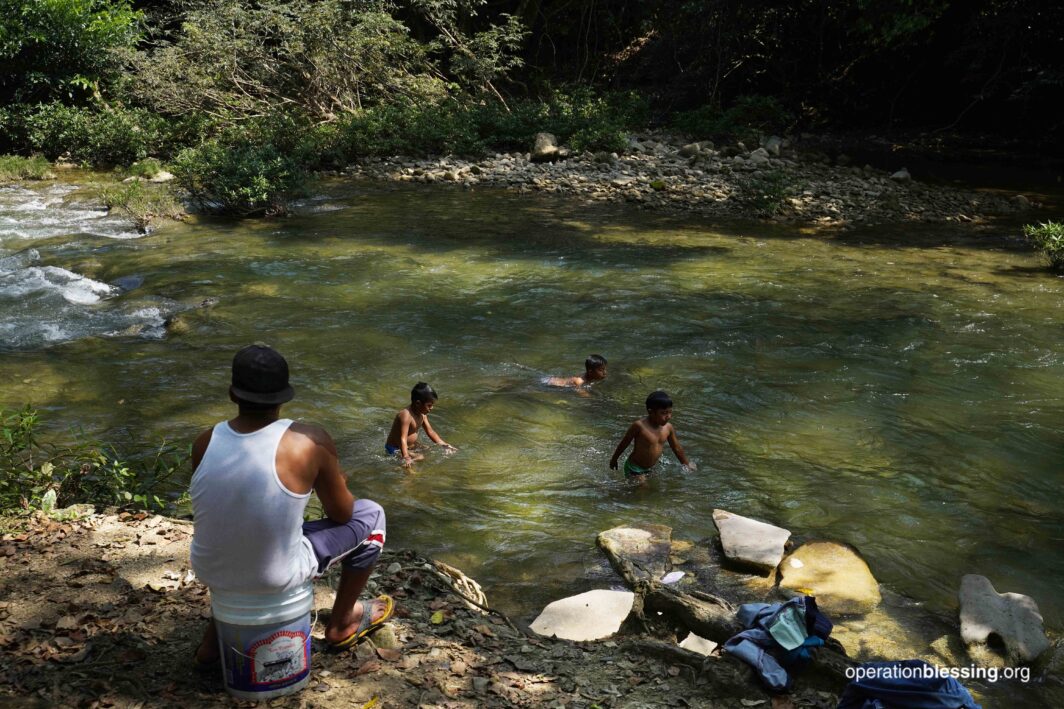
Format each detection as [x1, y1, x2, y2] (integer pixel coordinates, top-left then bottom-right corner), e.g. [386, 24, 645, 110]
[711, 509, 790, 573]
[529, 589, 634, 641]
[958, 574, 1050, 665]
[596, 525, 672, 581]
[779, 541, 881, 615]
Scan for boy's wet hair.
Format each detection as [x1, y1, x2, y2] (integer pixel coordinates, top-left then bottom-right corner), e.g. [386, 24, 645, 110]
[645, 390, 673, 410]
[585, 354, 607, 371]
[411, 382, 439, 404]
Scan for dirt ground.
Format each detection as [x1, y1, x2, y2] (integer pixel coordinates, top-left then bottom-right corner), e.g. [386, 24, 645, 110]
[0, 512, 836, 708]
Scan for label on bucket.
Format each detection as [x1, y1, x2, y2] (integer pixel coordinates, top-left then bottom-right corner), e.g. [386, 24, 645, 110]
[250, 630, 308, 686]
[220, 615, 311, 698]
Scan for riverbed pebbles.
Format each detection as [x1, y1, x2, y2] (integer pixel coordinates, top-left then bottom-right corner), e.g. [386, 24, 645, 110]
[344, 133, 1029, 227]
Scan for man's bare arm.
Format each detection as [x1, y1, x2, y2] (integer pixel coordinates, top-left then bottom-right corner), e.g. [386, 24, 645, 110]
[191, 428, 213, 470]
[294, 425, 354, 523]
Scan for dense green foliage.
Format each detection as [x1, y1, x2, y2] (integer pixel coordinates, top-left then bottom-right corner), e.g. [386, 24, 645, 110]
[0, 0, 141, 104]
[1024, 221, 1064, 271]
[0, 154, 51, 181]
[0, 406, 187, 513]
[99, 179, 184, 233]
[173, 136, 309, 217]
[335, 89, 648, 157]
[672, 96, 793, 142]
[13, 102, 171, 165]
[0, 0, 1059, 216]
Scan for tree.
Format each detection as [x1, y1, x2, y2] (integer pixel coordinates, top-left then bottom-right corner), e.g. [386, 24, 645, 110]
[0, 0, 142, 104]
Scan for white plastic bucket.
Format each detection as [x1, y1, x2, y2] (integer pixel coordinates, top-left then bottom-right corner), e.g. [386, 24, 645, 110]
[210, 582, 315, 700]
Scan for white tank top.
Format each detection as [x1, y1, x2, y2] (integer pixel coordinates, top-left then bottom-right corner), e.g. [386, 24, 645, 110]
[190, 419, 317, 594]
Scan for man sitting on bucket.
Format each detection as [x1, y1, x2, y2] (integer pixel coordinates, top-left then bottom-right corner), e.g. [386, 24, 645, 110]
[191, 344, 393, 664]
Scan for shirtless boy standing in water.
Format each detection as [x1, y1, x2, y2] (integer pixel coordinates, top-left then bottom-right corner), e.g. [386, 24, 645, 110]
[386, 382, 456, 465]
[609, 390, 695, 483]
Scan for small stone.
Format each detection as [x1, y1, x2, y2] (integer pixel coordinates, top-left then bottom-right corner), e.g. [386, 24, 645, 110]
[678, 632, 717, 656]
[386, 562, 402, 575]
[472, 676, 489, 693]
[890, 168, 912, 182]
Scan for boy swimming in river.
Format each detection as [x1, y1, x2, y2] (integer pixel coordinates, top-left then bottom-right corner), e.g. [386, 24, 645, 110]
[386, 382, 456, 465]
[609, 390, 695, 483]
[547, 354, 607, 388]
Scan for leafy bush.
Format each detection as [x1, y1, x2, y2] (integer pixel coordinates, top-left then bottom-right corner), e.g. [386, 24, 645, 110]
[1024, 221, 1064, 271]
[172, 138, 308, 217]
[0, 0, 142, 104]
[673, 95, 793, 141]
[741, 169, 800, 216]
[125, 157, 164, 179]
[0, 154, 52, 181]
[99, 179, 184, 233]
[0, 406, 187, 513]
[132, 0, 448, 122]
[336, 89, 649, 159]
[19, 102, 171, 166]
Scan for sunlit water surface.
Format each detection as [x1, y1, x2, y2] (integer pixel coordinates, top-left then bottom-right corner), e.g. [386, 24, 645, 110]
[2, 177, 1062, 705]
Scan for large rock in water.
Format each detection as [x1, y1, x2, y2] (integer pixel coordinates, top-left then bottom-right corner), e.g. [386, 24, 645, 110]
[711, 509, 790, 573]
[959, 574, 1051, 664]
[779, 541, 881, 615]
[529, 590, 634, 641]
[596, 525, 672, 582]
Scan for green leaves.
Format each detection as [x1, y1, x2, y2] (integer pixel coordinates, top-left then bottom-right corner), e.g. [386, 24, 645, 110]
[1023, 221, 1064, 272]
[0, 0, 142, 104]
[0, 406, 189, 514]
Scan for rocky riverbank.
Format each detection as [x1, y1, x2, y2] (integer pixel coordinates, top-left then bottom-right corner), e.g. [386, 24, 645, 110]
[345, 133, 1038, 228]
[0, 511, 831, 708]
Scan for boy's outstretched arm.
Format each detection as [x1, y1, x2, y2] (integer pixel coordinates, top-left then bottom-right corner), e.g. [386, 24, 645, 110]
[423, 418, 456, 451]
[667, 426, 695, 470]
[609, 423, 637, 469]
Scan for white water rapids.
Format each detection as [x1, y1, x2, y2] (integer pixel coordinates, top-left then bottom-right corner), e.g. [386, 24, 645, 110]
[0, 182, 184, 349]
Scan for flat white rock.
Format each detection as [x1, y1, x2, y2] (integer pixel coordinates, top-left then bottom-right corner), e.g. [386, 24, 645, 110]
[530, 590, 634, 641]
[712, 509, 791, 572]
[959, 574, 1051, 664]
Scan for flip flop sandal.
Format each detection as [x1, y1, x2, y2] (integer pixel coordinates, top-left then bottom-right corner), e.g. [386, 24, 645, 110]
[328, 594, 395, 650]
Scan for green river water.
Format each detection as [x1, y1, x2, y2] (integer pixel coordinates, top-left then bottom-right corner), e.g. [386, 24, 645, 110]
[1, 176, 1061, 704]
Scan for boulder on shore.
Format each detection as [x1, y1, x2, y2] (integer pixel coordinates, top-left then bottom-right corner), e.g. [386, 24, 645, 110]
[529, 130, 566, 161]
[959, 574, 1051, 665]
[711, 509, 790, 573]
[596, 525, 672, 582]
[530, 589, 634, 641]
[778, 541, 881, 615]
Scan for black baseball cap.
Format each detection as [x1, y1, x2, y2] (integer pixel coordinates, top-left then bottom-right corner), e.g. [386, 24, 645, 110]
[230, 345, 295, 405]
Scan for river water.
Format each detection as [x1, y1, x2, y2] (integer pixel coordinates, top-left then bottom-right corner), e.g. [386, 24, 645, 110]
[2, 176, 1061, 703]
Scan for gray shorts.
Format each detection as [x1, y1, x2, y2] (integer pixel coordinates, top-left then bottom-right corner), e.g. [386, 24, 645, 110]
[302, 498, 386, 574]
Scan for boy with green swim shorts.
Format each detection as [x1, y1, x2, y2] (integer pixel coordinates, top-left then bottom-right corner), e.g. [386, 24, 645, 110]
[609, 390, 695, 483]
